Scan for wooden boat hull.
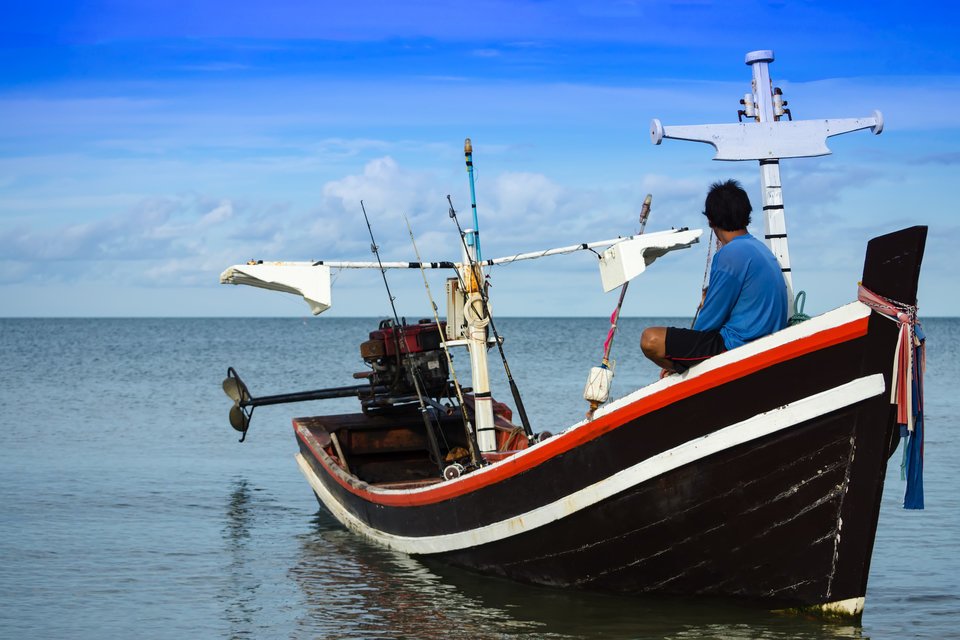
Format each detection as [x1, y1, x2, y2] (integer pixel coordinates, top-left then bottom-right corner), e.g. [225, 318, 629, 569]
[294, 226, 926, 617]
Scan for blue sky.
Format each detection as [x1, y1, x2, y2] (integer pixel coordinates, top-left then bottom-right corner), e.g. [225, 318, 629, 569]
[2, 0, 957, 317]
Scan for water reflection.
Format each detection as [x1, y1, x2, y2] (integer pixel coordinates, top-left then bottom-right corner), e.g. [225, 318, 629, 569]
[289, 510, 540, 639]
[291, 509, 867, 639]
[220, 478, 260, 638]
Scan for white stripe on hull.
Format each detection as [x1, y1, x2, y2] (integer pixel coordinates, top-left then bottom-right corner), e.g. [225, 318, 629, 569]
[774, 596, 865, 619]
[297, 374, 884, 555]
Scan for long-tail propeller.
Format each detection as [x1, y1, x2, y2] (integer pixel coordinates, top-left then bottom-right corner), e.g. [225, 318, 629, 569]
[222, 366, 391, 442]
[223, 367, 254, 441]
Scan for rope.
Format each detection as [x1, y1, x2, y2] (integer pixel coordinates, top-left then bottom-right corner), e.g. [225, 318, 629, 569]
[690, 230, 718, 328]
[500, 426, 525, 451]
[857, 283, 926, 509]
[788, 290, 811, 325]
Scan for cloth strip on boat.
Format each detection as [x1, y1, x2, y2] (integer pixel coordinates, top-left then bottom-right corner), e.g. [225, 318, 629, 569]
[856, 283, 926, 510]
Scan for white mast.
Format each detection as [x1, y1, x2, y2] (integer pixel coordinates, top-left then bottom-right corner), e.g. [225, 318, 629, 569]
[651, 49, 884, 315]
[458, 231, 497, 453]
[745, 51, 794, 310]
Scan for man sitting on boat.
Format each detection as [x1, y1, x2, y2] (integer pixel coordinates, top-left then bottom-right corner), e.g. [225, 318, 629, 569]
[640, 179, 788, 374]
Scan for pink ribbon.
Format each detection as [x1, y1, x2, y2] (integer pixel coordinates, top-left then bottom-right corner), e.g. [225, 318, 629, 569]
[857, 284, 917, 430]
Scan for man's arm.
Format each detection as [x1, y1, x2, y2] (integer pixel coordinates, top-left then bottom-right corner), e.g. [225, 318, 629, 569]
[692, 266, 740, 332]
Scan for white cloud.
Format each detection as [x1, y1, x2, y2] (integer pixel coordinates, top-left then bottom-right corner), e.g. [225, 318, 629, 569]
[1, 66, 955, 315]
[199, 201, 234, 226]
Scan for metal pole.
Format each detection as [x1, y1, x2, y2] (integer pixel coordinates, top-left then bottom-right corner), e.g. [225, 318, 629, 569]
[464, 138, 482, 262]
[448, 196, 535, 443]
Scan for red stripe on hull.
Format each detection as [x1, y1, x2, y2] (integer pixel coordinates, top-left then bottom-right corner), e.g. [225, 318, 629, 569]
[296, 315, 869, 508]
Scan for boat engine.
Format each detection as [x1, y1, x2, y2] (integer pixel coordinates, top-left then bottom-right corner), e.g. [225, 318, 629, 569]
[359, 319, 450, 407]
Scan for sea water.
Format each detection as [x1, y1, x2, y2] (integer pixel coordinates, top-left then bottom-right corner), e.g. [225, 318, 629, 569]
[0, 317, 957, 639]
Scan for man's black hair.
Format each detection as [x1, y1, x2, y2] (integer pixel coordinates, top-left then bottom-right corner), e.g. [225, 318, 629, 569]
[702, 179, 752, 231]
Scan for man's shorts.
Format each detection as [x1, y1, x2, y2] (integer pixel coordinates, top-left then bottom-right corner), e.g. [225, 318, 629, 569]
[664, 327, 727, 373]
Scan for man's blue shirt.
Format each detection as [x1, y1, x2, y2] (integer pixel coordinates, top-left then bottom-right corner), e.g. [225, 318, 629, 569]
[693, 233, 788, 349]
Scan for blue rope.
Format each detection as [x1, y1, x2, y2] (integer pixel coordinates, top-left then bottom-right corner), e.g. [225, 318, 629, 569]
[788, 290, 811, 326]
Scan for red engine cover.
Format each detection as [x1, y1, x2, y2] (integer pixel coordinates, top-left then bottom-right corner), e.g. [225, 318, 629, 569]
[368, 320, 446, 357]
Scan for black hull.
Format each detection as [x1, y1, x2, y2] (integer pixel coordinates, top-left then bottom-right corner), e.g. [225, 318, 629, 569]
[294, 226, 926, 617]
[437, 403, 883, 603]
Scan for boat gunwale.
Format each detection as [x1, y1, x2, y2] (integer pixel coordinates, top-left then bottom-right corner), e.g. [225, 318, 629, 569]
[295, 373, 885, 554]
[296, 301, 872, 507]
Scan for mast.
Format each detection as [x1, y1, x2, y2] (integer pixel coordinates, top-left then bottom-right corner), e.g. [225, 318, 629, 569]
[458, 138, 495, 453]
[459, 231, 497, 453]
[745, 50, 794, 312]
[650, 49, 884, 316]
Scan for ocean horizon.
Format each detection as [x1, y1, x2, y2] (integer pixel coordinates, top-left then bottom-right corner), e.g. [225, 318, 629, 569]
[2, 316, 957, 639]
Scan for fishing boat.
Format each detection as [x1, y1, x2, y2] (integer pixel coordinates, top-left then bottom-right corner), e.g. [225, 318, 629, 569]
[219, 51, 927, 619]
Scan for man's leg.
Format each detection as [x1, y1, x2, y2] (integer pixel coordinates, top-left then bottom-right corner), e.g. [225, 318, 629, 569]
[640, 326, 676, 371]
[643, 326, 727, 375]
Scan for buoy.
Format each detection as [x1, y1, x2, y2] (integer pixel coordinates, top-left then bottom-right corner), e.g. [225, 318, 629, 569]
[584, 362, 615, 420]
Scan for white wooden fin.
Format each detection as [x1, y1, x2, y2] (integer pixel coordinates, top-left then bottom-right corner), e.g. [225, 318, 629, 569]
[599, 228, 702, 292]
[650, 112, 883, 160]
[220, 263, 332, 315]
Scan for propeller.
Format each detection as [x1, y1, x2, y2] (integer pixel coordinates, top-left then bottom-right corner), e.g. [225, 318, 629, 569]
[223, 367, 254, 440]
[222, 368, 250, 403]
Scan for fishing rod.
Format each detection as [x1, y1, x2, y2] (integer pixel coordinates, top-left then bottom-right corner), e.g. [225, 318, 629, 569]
[585, 194, 652, 420]
[403, 214, 483, 471]
[360, 201, 447, 474]
[447, 195, 535, 441]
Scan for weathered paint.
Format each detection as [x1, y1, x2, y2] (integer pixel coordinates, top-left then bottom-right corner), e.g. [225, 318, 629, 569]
[296, 373, 883, 555]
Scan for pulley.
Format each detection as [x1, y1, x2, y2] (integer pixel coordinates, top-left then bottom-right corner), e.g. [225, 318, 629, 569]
[443, 463, 465, 480]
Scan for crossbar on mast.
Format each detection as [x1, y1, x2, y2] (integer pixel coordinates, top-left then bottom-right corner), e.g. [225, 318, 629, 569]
[253, 228, 696, 269]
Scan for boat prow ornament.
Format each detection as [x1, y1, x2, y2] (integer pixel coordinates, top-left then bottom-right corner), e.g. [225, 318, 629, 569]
[217, 50, 928, 621]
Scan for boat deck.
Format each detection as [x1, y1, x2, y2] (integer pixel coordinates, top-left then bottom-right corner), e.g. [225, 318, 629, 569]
[295, 402, 526, 486]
